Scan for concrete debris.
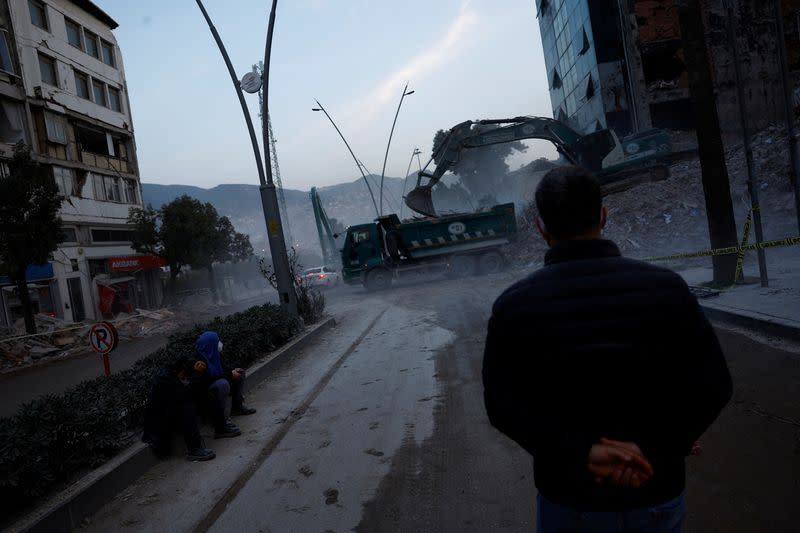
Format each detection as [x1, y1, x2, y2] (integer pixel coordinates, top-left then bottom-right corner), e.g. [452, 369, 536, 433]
[0, 307, 182, 373]
[513, 124, 800, 266]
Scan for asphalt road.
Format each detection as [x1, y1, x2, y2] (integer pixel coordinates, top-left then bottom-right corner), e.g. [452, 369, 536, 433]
[0, 292, 278, 418]
[80, 271, 799, 532]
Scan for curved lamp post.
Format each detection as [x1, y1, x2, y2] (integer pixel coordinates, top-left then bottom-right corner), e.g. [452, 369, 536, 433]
[399, 147, 421, 219]
[379, 82, 414, 215]
[312, 101, 380, 217]
[195, 0, 297, 316]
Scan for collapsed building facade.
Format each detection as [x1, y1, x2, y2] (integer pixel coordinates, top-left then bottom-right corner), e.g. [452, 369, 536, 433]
[536, 0, 800, 135]
[0, 0, 164, 329]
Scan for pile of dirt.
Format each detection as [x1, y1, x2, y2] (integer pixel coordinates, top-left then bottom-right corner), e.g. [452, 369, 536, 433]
[512, 124, 800, 266]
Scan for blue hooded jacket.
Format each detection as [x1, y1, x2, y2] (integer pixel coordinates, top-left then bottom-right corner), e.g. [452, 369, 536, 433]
[195, 331, 224, 378]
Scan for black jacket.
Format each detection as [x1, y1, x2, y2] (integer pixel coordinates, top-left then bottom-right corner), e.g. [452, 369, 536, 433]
[482, 239, 732, 511]
[142, 368, 198, 454]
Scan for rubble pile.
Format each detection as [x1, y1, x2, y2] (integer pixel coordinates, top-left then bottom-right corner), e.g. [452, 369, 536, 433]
[0, 308, 182, 372]
[512, 125, 800, 267]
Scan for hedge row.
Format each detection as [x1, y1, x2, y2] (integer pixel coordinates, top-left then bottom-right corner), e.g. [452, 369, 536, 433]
[0, 303, 303, 515]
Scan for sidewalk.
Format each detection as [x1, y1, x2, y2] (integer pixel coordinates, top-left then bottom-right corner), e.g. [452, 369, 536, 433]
[675, 251, 800, 339]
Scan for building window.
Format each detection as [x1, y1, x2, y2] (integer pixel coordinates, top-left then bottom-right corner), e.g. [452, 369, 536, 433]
[104, 175, 120, 201]
[44, 112, 68, 144]
[28, 0, 48, 31]
[74, 69, 90, 99]
[551, 68, 562, 90]
[108, 86, 122, 112]
[38, 53, 57, 86]
[65, 18, 83, 50]
[579, 28, 590, 56]
[84, 30, 99, 58]
[92, 79, 106, 106]
[91, 228, 133, 243]
[123, 178, 138, 204]
[100, 40, 115, 67]
[60, 227, 78, 243]
[586, 74, 595, 100]
[53, 166, 75, 196]
[0, 31, 15, 74]
[0, 101, 25, 144]
[76, 124, 109, 154]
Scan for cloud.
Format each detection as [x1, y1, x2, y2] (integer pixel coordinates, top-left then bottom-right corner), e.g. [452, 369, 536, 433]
[345, 2, 478, 121]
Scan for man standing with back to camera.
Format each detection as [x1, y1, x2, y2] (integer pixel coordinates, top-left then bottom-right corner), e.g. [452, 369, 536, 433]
[483, 166, 732, 532]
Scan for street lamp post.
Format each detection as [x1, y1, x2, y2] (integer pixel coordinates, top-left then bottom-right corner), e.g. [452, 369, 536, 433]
[399, 147, 421, 219]
[312, 101, 380, 217]
[195, 0, 297, 316]
[379, 82, 414, 215]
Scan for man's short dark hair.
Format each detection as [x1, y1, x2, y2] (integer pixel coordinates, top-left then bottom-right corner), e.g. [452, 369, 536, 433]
[169, 356, 194, 375]
[535, 166, 602, 239]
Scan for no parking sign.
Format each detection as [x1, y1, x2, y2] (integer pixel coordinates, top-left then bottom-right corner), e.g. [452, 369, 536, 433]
[89, 322, 118, 376]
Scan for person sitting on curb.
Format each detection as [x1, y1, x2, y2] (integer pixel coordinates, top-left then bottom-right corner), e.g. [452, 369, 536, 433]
[142, 356, 216, 462]
[194, 331, 256, 439]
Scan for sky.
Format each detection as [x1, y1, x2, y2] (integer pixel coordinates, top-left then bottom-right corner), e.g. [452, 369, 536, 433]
[101, 0, 553, 191]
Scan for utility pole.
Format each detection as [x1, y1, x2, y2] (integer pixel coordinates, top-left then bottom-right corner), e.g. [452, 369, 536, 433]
[773, 0, 800, 234]
[195, 0, 297, 316]
[724, 0, 768, 287]
[261, 0, 298, 315]
[677, 0, 739, 285]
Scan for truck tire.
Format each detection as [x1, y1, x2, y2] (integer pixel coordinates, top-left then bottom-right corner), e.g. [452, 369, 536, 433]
[449, 255, 475, 278]
[479, 251, 504, 275]
[365, 268, 392, 291]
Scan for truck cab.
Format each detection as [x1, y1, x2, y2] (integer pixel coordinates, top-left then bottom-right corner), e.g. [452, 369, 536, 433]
[341, 223, 383, 284]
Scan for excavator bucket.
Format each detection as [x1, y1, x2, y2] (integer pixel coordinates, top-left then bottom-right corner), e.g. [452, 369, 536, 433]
[405, 186, 437, 218]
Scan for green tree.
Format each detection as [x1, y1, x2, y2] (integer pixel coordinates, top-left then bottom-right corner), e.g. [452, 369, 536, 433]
[129, 196, 254, 304]
[0, 144, 63, 333]
[431, 127, 526, 201]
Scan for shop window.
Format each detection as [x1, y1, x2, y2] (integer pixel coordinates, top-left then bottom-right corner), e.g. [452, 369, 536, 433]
[45, 112, 68, 144]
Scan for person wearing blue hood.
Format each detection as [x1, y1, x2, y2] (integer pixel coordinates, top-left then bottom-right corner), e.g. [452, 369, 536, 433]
[194, 331, 256, 439]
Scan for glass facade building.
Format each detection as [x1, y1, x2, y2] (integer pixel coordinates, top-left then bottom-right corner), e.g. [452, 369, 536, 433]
[537, 0, 634, 135]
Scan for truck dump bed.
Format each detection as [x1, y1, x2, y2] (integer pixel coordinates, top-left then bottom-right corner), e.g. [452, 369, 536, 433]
[383, 203, 517, 259]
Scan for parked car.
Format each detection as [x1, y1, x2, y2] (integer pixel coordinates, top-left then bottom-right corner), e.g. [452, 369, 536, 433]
[301, 266, 341, 288]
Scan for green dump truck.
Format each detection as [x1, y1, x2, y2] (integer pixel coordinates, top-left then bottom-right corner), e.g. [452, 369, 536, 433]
[341, 203, 517, 290]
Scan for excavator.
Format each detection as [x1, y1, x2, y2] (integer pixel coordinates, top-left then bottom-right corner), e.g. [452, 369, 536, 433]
[405, 116, 675, 217]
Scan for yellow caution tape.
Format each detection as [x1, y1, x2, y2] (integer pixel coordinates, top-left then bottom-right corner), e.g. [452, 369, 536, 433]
[734, 208, 754, 283]
[646, 236, 800, 262]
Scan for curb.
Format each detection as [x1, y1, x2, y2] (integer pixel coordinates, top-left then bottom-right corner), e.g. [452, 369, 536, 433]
[700, 302, 800, 342]
[10, 317, 337, 533]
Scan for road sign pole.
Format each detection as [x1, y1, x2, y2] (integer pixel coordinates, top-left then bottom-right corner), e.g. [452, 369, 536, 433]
[102, 354, 110, 377]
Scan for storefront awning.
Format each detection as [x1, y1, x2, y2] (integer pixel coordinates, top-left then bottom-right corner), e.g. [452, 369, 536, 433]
[0, 263, 54, 286]
[96, 276, 135, 287]
[107, 256, 168, 272]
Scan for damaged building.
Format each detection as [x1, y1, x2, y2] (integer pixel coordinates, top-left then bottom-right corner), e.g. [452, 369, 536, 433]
[0, 0, 164, 329]
[536, 0, 800, 135]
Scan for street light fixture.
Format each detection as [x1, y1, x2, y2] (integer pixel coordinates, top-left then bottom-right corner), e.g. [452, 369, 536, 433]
[399, 147, 422, 219]
[195, 0, 297, 316]
[312, 102, 380, 217]
[379, 82, 414, 215]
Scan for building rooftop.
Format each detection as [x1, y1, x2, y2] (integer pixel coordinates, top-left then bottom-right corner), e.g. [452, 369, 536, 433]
[68, 0, 118, 30]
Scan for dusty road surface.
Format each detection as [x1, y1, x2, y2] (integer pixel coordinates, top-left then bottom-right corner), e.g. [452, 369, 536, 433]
[79, 270, 799, 533]
[0, 292, 278, 418]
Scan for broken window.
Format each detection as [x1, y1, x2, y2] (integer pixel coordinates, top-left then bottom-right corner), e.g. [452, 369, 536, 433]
[44, 112, 68, 144]
[0, 30, 15, 74]
[0, 100, 25, 144]
[551, 68, 562, 89]
[75, 123, 109, 155]
[579, 28, 590, 55]
[585, 74, 595, 100]
[53, 166, 76, 196]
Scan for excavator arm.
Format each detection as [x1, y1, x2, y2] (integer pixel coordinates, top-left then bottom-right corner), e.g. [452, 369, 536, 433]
[405, 116, 671, 217]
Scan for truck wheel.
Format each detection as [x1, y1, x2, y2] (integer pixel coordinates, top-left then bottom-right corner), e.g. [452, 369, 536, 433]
[479, 251, 504, 275]
[449, 255, 475, 278]
[365, 268, 392, 291]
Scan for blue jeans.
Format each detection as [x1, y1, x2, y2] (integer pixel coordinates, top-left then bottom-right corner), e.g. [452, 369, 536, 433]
[536, 492, 686, 533]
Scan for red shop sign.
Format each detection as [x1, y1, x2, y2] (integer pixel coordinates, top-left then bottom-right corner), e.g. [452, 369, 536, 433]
[107, 255, 168, 272]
